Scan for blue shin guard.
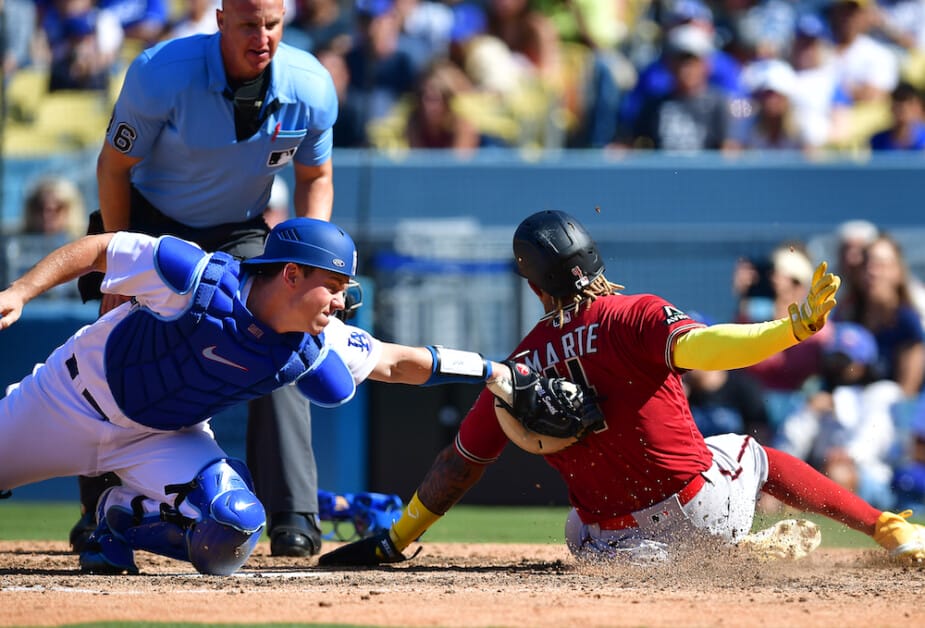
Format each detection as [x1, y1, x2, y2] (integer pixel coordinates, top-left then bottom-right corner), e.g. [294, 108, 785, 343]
[80, 460, 265, 576]
[181, 458, 266, 575]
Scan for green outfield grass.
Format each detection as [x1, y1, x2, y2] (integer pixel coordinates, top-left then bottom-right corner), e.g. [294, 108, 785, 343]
[0, 501, 890, 549]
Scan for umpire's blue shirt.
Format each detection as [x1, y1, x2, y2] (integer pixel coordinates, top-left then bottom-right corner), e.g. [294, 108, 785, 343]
[108, 33, 337, 227]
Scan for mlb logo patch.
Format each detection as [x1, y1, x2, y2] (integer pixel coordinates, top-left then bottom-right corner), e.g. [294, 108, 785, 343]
[267, 147, 296, 167]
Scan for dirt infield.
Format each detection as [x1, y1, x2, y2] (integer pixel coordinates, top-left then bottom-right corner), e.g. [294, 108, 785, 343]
[1, 540, 923, 627]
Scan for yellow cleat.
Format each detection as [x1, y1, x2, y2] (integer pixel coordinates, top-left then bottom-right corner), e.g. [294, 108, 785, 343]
[738, 519, 822, 560]
[874, 510, 925, 561]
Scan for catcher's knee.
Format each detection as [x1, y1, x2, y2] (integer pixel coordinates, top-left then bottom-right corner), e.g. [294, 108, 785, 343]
[182, 458, 266, 575]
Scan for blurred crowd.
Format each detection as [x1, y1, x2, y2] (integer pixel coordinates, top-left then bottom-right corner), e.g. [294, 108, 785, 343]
[5, 0, 925, 153]
[686, 218, 925, 516]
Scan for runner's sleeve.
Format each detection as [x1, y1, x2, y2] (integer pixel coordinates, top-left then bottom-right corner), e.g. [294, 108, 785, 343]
[673, 319, 798, 371]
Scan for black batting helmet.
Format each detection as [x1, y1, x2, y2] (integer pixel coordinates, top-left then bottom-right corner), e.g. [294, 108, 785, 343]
[512, 210, 604, 298]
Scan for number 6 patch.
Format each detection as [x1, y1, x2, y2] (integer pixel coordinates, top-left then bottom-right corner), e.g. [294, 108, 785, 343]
[111, 122, 138, 153]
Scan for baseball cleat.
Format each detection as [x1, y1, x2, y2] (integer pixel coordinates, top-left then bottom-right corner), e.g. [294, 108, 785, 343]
[69, 511, 97, 554]
[78, 536, 139, 575]
[737, 519, 821, 560]
[873, 510, 925, 562]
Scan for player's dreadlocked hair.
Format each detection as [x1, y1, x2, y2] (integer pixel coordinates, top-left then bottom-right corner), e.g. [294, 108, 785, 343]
[549, 274, 624, 327]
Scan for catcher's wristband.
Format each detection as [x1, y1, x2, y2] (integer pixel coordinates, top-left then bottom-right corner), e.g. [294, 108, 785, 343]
[423, 345, 492, 386]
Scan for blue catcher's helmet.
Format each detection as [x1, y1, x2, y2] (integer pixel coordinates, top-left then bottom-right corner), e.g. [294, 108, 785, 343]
[242, 218, 357, 277]
[513, 210, 604, 299]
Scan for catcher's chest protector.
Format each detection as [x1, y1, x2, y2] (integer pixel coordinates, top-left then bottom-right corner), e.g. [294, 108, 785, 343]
[104, 253, 323, 429]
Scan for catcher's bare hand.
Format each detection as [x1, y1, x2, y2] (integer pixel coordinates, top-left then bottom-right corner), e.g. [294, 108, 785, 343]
[0, 287, 27, 331]
[789, 261, 841, 341]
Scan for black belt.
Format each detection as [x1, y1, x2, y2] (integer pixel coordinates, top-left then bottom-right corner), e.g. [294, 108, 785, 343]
[129, 186, 269, 253]
[66, 355, 109, 422]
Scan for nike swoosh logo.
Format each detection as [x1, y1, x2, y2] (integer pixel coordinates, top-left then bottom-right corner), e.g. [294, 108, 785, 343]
[202, 346, 249, 371]
[407, 502, 420, 519]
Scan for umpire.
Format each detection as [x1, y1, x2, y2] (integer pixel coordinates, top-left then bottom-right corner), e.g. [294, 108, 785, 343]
[75, 0, 337, 558]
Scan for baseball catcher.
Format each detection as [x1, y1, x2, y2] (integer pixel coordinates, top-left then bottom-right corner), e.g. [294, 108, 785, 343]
[319, 209, 925, 567]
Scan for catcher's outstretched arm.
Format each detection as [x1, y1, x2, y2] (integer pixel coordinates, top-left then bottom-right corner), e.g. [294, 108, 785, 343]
[369, 343, 511, 388]
[0, 234, 113, 331]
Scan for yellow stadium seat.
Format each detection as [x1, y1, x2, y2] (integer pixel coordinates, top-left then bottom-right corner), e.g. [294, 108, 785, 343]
[32, 91, 111, 149]
[2, 120, 80, 157]
[5, 68, 50, 123]
[834, 100, 893, 152]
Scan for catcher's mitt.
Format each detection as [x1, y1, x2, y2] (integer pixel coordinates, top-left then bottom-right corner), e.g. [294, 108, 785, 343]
[487, 361, 603, 454]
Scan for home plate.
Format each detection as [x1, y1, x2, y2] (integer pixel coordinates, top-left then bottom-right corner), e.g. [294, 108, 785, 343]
[233, 570, 329, 579]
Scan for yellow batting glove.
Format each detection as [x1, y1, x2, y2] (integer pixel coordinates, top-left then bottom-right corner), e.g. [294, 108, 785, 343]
[788, 261, 841, 341]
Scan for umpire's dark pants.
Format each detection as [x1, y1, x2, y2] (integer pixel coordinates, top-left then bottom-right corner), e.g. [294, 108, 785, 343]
[78, 194, 318, 521]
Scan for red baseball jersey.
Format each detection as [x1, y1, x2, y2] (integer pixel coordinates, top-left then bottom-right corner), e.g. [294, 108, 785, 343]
[456, 293, 713, 523]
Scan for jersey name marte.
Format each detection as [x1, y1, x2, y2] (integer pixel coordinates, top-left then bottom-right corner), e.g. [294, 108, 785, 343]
[520, 323, 600, 374]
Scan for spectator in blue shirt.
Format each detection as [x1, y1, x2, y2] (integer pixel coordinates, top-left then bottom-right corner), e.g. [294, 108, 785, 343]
[870, 81, 925, 150]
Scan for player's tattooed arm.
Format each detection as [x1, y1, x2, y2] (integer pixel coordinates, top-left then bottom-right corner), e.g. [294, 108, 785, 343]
[417, 445, 486, 515]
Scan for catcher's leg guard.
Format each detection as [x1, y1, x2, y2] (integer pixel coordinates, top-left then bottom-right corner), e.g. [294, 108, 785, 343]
[181, 458, 266, 575]
[81, 459, 265, 576]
